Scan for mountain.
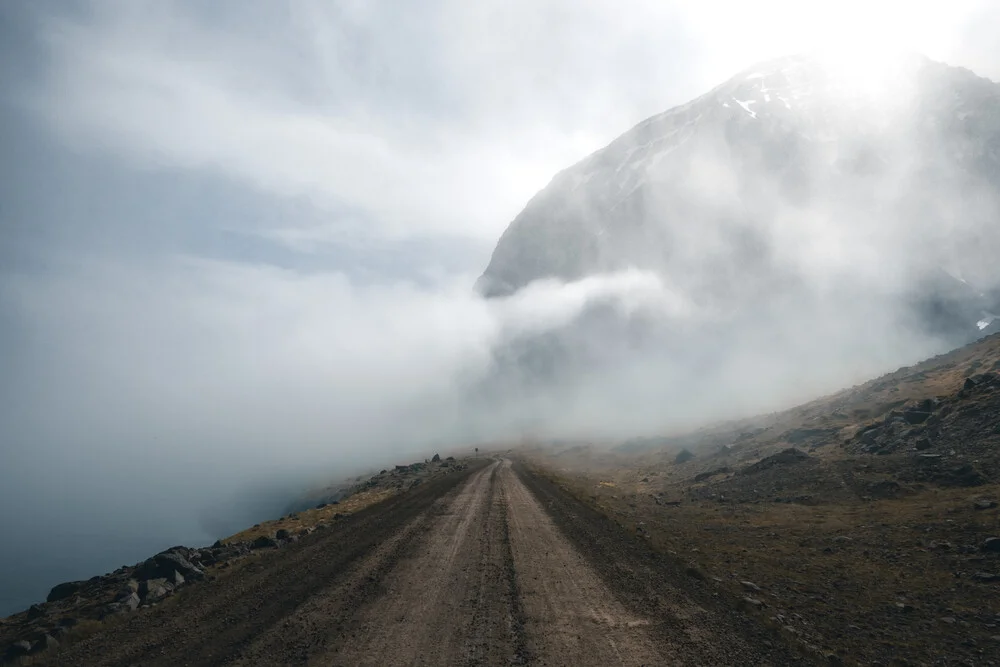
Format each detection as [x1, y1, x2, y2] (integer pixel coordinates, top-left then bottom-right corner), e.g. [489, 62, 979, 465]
[477, 54, 1000, 342]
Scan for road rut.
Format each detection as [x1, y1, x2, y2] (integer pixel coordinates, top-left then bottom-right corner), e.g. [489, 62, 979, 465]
[43, 459, 797, 666]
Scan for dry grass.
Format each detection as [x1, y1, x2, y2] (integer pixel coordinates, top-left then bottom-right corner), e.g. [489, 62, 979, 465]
[520, 333, 1000, 664]
[223, 488, 397, 544]
[537, 464, 1000, 664]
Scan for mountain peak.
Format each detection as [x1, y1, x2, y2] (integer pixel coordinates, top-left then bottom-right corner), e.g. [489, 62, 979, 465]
[477, 54, 1000, 327]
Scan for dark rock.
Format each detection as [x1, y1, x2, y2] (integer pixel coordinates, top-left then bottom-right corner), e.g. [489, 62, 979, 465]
[740, 448, 809, 475]
[693, 467, 731, 482]
[903, 410, 932, 425]
[4, 640, 32, 660]
[136, 551, 205, 581]
[972, 572, 1000, 582]
[974, 499, 998, 510]
[446, 456, 455, 461]
[26, 604, 46, 620]
[983, 537, 1000, 553]
[30, 634, 59, 654]
[740, 580, 762, 592]
[315, 503, 328, 509]
[867, 480, 901, 498]
[251, 535, 280, 549]
[947, 464, 987, 487]
[275, 529, 291, 540]
[914, 438, 933, 451]
[674, 449, 695, 464]
[431, 453, 441, 462]
[46, 580, 84, 602]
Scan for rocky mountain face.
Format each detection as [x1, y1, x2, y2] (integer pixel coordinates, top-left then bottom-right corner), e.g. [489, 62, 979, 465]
[477, 54, 1000, 342]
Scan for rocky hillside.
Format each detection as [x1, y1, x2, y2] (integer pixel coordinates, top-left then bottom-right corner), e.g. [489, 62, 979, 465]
[0, 455, 468, 663]
[525, 331, 1000, 665]
[478, 54, 1000, 344]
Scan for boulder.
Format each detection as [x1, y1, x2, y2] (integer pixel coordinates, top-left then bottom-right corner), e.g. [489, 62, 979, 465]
[903, 410, 932, 425]
[251, 535, 279, 549]
[275, 529, 291, 540]
[674, 449, 695, 464]
[431, 453, 441, 462]
[136, 551, 204, 581]
[46, 580, 84, 602]
[983, 537, 1000, 553]
[30, 634, 59, 654]
[138, 578, 172, 601]
[26, 603, 46, 620]
[4, 640, 32, 660]
[119, 592, 141, 611]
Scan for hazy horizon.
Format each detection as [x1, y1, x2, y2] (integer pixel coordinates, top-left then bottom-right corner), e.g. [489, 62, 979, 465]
[3, 0, 1000, 616]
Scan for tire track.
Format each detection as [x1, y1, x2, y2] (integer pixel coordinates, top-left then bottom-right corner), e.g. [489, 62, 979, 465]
[499, 460, 673, 666]
[323, 460, 518, 666]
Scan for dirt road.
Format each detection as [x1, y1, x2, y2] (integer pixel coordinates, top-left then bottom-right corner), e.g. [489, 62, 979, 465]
[45, 459, 796, 666]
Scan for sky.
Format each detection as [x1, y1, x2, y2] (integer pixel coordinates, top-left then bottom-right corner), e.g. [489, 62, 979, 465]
[1, 0, 999, 615]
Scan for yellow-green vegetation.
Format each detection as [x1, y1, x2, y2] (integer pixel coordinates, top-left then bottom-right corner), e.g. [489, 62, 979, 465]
[223, 488, 396, 545]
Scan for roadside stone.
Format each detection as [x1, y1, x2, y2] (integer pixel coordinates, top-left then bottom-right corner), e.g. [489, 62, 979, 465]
[982, 537, 1000, 553]
[46, 580, 84, 602]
